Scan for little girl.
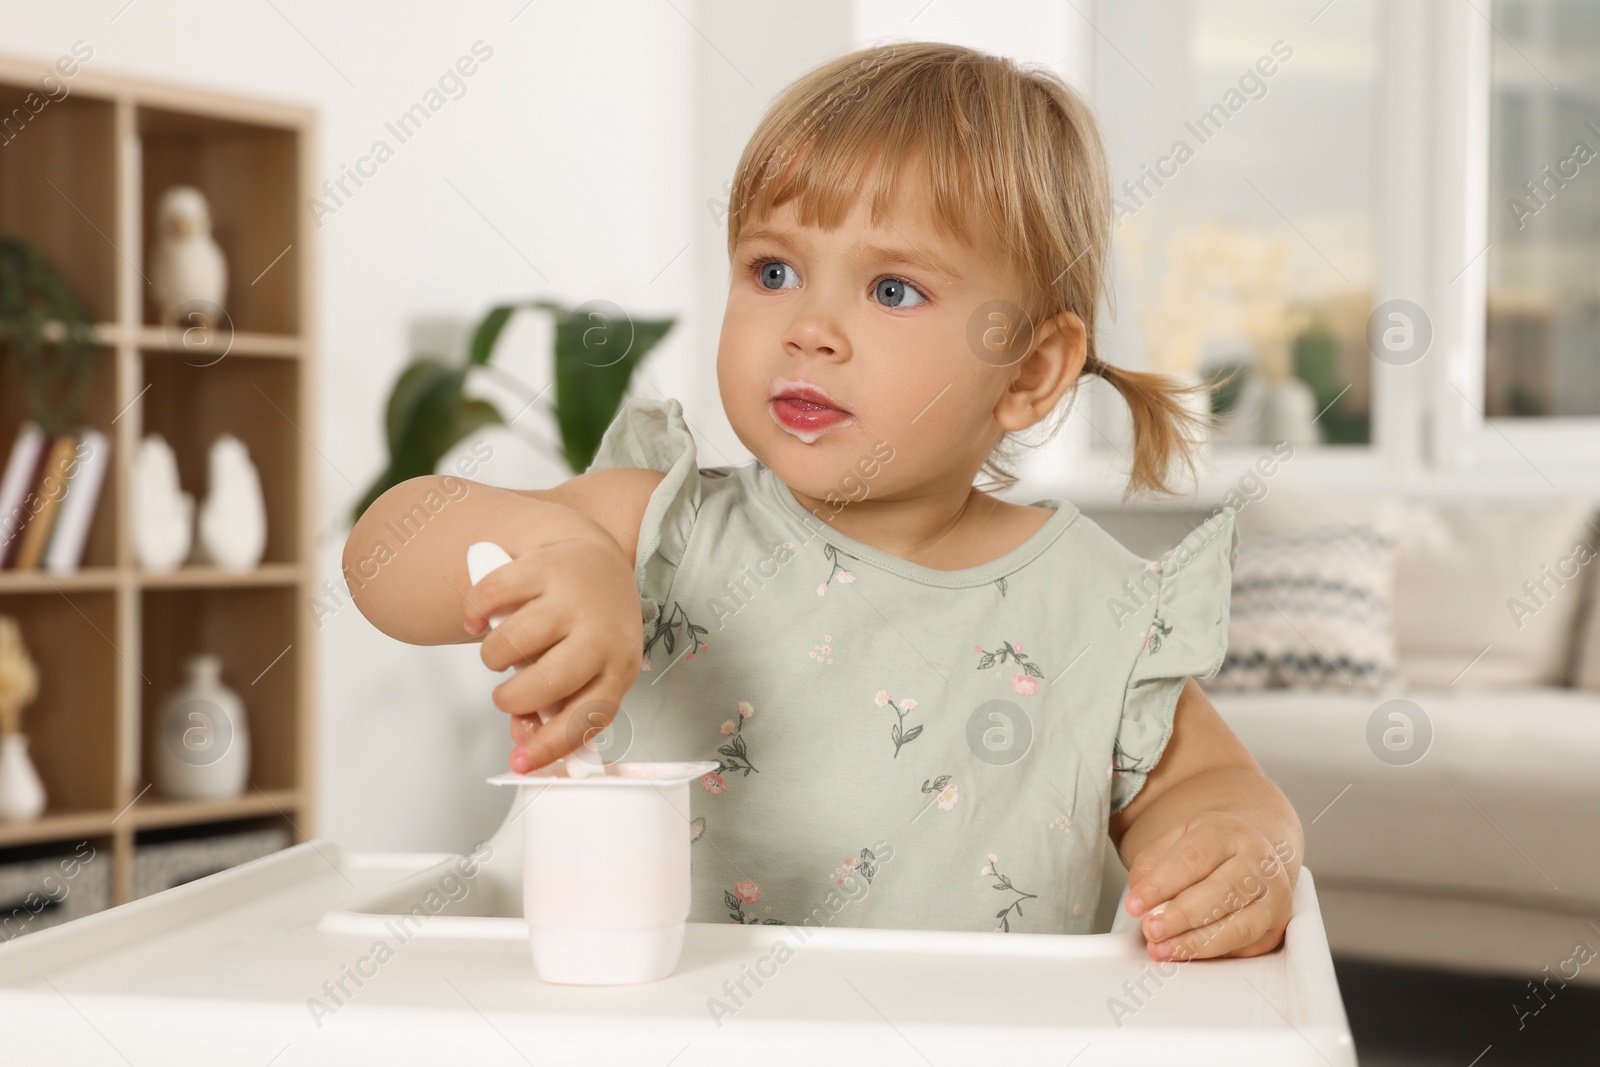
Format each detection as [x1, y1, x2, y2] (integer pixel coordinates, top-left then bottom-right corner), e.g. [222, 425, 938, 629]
[347, 41, 1303, 962]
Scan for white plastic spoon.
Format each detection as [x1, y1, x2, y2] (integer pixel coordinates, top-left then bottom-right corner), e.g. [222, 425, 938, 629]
[466, 541, 606, 778]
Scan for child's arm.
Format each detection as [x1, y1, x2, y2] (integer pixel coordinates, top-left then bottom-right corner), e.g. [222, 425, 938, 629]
[343, 468, 664, 768]
[1107, 678, 1305, 962]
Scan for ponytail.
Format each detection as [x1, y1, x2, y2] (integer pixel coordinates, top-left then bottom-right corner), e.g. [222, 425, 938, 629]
[1086, 356, 1239, 502]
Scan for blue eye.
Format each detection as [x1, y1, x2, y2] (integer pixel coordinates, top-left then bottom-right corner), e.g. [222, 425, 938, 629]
[874, 277, 926, 308]
[754, 260, 799, 290]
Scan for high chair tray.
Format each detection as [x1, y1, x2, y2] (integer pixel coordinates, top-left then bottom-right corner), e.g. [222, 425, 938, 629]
[0, 841, 1356, 1065]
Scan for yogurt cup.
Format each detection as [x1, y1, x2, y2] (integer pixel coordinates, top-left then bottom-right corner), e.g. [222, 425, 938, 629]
[487, 759, 718, 985]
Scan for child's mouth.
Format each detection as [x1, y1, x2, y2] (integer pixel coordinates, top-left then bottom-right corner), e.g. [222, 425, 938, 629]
[769, 397, 854, 442]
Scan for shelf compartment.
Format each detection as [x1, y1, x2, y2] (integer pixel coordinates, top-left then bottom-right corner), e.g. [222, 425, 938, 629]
[137, 106, 300, 336]
[0, 342, 121, 572]
[140, 585, 299, 796]
[138, 353, 301, 566]
[0, 590, 119, 814]
[0, 81, 117, 322]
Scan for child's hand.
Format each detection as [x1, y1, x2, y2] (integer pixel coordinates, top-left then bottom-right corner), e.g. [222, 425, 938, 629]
[1122, 811, 1295, 962]
[462, 535, 643, 773]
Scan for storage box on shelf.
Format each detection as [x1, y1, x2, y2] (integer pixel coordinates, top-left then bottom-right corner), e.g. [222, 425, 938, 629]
[0, 52, 317, 927]
[131, 820, 290, 901]
[0, 837, 109, 941]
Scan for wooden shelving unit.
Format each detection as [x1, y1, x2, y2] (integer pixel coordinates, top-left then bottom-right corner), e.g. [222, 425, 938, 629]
[0, 55, 318, 909]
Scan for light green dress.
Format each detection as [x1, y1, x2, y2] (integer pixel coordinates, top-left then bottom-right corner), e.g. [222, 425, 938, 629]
[585, 396, 1238, 934]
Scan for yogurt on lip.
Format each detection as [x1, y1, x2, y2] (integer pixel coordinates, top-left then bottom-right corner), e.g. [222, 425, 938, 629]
[769, 397, 855, 443]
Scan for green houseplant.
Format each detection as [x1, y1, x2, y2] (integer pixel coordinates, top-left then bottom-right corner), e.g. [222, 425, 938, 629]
[351, 299, 674, 524]
[0, 236, 98, 435]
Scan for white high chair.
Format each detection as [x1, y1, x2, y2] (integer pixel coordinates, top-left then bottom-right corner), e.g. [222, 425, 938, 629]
[0, 779, 1357, 1064]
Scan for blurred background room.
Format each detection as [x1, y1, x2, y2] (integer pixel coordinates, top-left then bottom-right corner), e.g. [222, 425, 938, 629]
[0, 2, 1596, 1063]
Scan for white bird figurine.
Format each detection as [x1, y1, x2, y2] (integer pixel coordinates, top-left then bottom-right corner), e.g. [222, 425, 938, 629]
[196, 434, 267, 570]
[133, 433, 194, 572]
[151, 185, 228, 329]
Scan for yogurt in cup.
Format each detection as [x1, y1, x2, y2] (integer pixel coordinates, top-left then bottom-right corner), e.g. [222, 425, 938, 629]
[488, 759, 718, 985]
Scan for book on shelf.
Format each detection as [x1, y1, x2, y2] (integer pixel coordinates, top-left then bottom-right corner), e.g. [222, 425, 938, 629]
[0, 422, 110, 572]
[0, 421, 42, 567]
[42, 427, 109, 573]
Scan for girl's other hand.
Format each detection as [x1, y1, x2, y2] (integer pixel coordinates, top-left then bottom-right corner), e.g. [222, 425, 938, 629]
[1122, 810, 1295, 962]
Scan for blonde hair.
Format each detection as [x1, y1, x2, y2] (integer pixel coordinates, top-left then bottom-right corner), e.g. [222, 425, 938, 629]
[725, 41, 1221, 500]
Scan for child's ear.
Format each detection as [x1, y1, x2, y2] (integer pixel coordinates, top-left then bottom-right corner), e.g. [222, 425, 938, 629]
[994, 310, 1087, 433]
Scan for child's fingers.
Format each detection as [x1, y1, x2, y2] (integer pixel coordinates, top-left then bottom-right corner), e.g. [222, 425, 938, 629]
[489, 637, 596, 716]
[1225, 921, 1293, 960]
[508, 710, 553, 748]
[1125, 824, 1233, 915]
[461, 556, 547, 631]
[1138, 852, 1268, 945]
[505, 704, 576, 773]
[1147, 895, 1281, 963]
[1119, 821, 1187, 912]
[515, 677, 623, 771]
[479, 604, 563, 673]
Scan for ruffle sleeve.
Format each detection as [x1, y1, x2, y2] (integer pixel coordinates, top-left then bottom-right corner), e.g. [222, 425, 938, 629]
[1110, 506, 1240, 815]
[584, 396, 701, 629]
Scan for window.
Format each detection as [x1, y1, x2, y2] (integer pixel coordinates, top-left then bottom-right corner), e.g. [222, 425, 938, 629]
[1092, 0, 1380, 451]
[1062, 0, 1600, 499]
[1486, 0, 1600, 418]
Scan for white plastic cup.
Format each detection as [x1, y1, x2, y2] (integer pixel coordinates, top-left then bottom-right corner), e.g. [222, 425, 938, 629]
[488, 760, 718, 985]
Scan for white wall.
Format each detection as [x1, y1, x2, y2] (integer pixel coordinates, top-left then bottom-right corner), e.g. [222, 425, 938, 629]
[0, 0, 1095, 853]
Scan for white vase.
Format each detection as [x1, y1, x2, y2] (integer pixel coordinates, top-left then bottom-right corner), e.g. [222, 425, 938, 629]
[154, 654, 250, 800]
[195, 434, 267, 570]
[0, 733, 47, 822]
[133, 433, 194, 571]
[1260, 376, 1322, 446]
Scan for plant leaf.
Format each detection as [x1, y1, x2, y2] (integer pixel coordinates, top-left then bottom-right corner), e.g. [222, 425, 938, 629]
[467, 305, 516, 366]
[554, 308, 674, 472]
[352, 359, 506, 523]
[901, 725, 923, 745]
[383, 359, 458, 457]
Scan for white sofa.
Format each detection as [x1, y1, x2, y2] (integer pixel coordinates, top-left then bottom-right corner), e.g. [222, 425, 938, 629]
[1087, 491, 1600, 986]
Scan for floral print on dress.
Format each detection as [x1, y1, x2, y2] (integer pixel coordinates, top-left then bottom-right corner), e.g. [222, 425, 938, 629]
[921, 774, 960, 811]
[834, 846, 880, 887]
[704, 700, 758, 792]
[726, 881, 786, 925]
[641, 600, 709, 671]
[817, 543, 858, 596]
[807, 633, 835, 665]
[995, 576, 1009, 597]
[872, 690, 922, 757]
[981, 853, 1038, 932]
[1111, 739, 1149, 781]
[1141, 613, 1173, 655]
[975, 640, 1045, 696]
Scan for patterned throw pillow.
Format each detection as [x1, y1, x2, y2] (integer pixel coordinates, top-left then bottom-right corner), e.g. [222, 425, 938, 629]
[1204, 523, 1402, 694]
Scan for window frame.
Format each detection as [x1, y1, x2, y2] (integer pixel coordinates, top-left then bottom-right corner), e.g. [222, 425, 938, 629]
[1427, 0, 1600, 481]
